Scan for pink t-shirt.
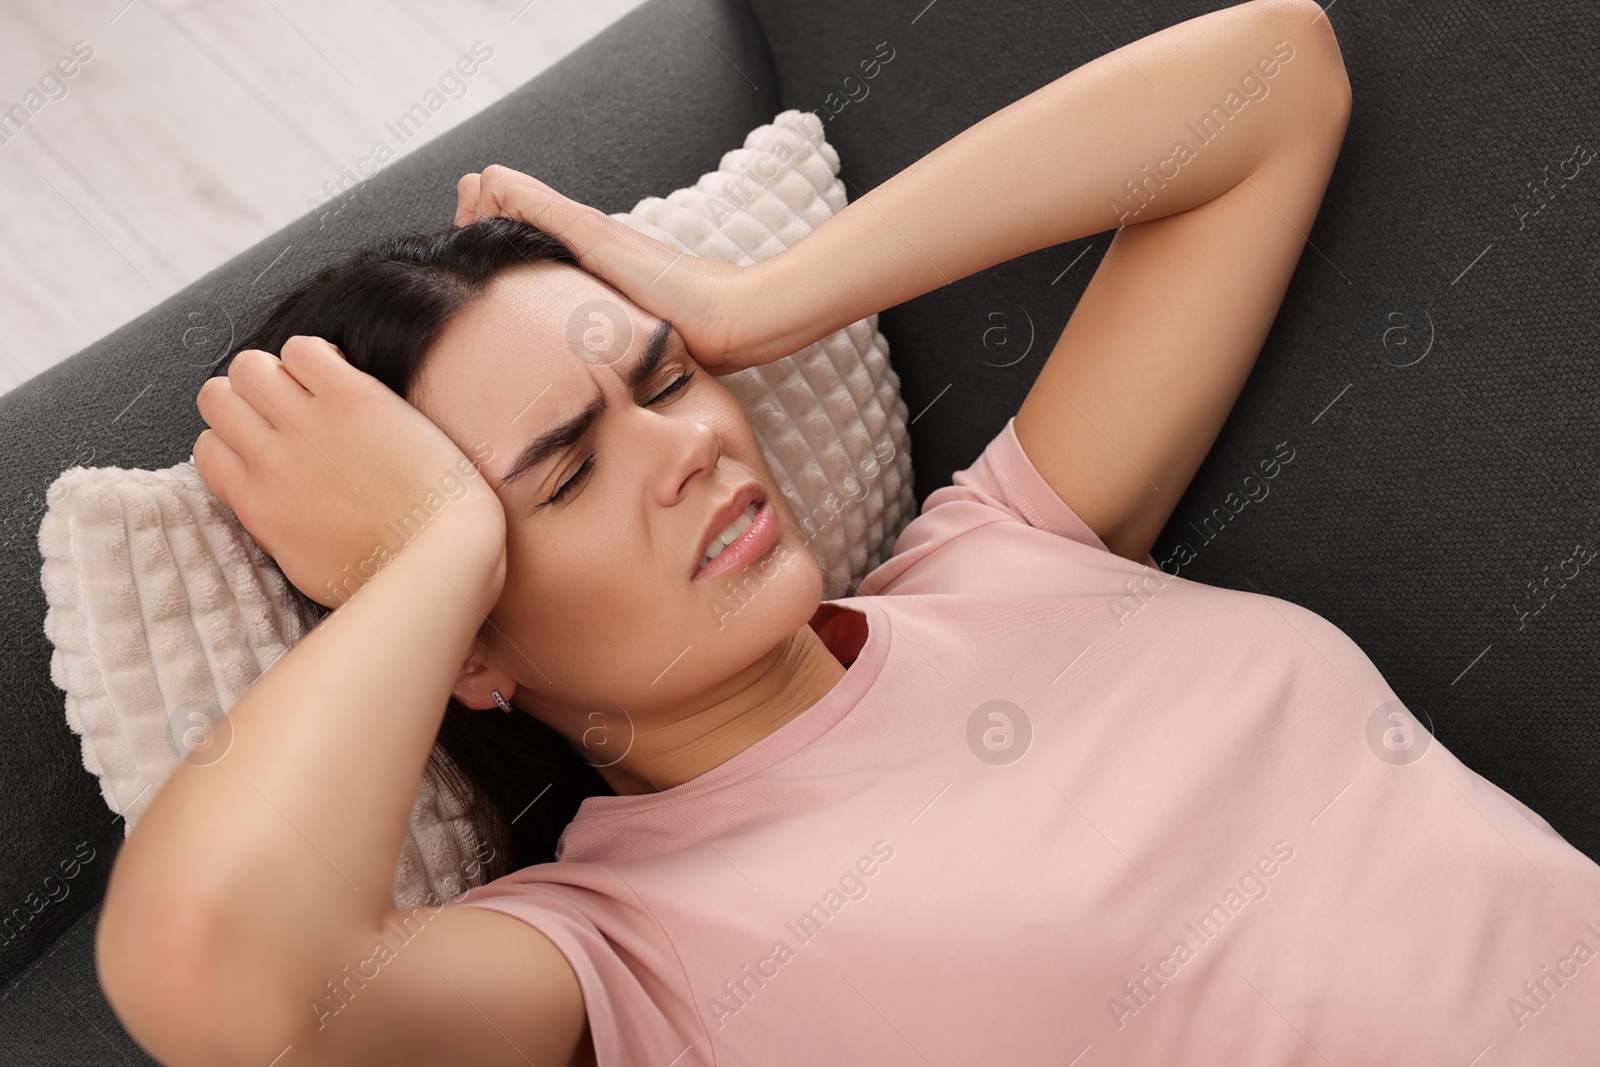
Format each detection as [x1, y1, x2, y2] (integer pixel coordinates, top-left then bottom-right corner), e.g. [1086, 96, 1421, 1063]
[449, 416, 1600, 1065]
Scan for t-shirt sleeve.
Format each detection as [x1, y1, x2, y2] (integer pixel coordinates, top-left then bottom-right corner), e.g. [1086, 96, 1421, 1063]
[448, 873, 702, 1067]
[858, 415, 1159, 596]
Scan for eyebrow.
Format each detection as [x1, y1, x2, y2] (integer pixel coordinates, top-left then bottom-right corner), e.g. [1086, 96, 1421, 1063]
[498, 317, 675, 492]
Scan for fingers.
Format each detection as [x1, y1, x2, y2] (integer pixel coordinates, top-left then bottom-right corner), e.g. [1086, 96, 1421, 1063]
[192, 427, 248, 516]
[454, 172, 482, 228]
[473, 165, 608, 259]
[225, 349, 299, 426]
[197, 372, 274, 457]
[451, 166, 692, 324]
[477, 163, 553, 217]
[456, 164, 620, 267]
[276, 334, 351, 398]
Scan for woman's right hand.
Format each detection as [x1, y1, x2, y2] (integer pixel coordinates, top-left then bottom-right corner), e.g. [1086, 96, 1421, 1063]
[453, 165, 803, 375]
[193, 335, 507, 609]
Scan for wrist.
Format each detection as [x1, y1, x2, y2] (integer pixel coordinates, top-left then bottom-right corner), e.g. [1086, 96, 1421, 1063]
[422, 502, 507, 594]
[742, 251, 832, 366]
[312, 497, 505, 611]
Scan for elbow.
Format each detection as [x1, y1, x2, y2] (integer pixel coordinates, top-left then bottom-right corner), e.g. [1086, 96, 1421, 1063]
[97, 900, 215, 1066]
[1252, 0, 1352, 137]
[1314, 15, 1353, 122]
[1268, 0, 1352, 106]
[97, 894, 302, 1067]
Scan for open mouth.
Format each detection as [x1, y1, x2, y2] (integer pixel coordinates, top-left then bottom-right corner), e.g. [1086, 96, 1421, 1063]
[693, 488, 779, 583]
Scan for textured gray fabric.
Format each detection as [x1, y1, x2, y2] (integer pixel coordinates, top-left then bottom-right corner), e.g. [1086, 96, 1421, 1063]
[0, 904, 154, 1066]
[0, 0, 777, 1004]
[744, 0, 1600, 862]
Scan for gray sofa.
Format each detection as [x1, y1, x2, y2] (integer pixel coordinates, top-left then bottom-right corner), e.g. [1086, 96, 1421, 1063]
[3, 0, 1597, 1060]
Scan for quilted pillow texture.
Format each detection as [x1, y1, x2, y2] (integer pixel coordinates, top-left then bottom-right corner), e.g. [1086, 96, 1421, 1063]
[36, 108, 914, 909]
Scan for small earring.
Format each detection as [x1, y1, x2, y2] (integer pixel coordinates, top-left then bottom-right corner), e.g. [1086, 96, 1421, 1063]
[490, 689, 515, 714]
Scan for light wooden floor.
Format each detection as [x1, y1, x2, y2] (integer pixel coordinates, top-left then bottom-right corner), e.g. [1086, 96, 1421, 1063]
[0, 0, 646, 396]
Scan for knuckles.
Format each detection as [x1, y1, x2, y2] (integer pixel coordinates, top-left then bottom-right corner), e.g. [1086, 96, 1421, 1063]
[280, 334, 331, 359]
[479, 163, 515, 186]
[228, 347, 275, 379]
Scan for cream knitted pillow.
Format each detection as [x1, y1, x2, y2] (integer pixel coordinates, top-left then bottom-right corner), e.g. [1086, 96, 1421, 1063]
[36, 108, 915, 909]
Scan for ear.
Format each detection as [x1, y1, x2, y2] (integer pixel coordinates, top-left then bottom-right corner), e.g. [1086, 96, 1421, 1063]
[451, 657, 519, 712]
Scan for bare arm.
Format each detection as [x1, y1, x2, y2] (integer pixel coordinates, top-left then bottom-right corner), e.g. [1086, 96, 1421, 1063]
[95, 347, 590, 1064]
[752, 0, 1350, 363]
[1011, 78, 1348, 562]
[98, 512, 591, 1066]
[453, 0, 1347, 365]
[762, 0, 1350, 561]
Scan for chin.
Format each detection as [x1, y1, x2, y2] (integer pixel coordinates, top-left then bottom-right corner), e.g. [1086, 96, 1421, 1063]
[702, 532, 824, 639]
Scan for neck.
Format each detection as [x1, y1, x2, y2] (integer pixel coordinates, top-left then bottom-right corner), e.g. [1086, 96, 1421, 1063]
[597, 619, 848, 796]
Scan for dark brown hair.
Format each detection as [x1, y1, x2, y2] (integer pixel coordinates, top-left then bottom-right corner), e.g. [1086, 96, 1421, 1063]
[225, 217, 616, 883]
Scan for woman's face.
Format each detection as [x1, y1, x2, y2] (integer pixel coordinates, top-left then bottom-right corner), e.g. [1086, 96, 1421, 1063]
[409, 260, 825, 756]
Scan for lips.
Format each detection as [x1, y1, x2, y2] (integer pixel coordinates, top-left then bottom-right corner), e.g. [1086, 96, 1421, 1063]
[694, 482, 766, 578]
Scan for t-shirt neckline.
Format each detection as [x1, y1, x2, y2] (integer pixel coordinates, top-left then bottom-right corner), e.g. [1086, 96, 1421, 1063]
[556, 597, 890, 857]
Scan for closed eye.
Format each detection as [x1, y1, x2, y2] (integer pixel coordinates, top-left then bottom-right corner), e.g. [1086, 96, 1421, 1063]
[542, 370, 698, 506]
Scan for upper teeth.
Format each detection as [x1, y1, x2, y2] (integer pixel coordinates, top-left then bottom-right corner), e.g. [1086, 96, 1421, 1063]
[702, 503, 760, 569]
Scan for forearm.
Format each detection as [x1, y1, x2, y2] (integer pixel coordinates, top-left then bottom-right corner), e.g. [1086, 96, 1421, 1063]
[754, 0, 1346, 358]
[100, 513, 505, 1031]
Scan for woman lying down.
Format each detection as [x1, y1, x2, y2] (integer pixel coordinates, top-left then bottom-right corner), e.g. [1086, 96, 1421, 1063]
[96, 1, 1600, 1064]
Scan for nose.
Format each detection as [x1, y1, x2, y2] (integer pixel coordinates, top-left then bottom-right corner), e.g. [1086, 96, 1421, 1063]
[645, 403, 721, 507]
